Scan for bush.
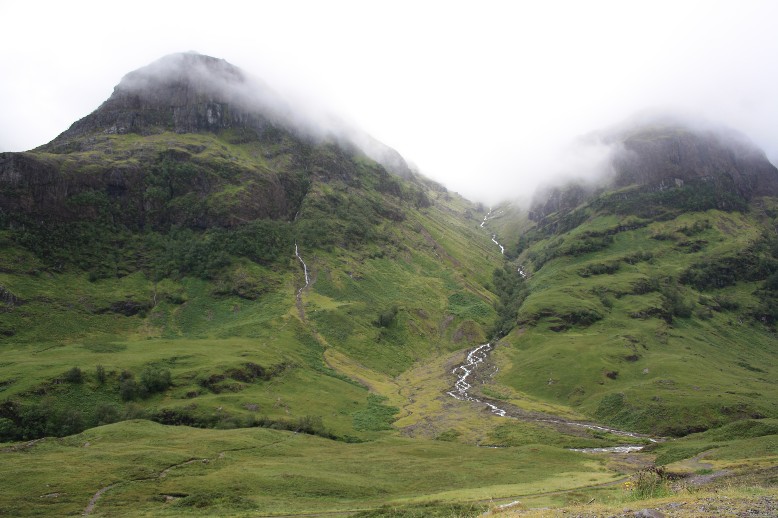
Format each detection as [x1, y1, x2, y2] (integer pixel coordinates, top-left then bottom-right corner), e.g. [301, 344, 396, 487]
[140, 367, 172, 394]
[374, 306, 399, 328]
[94, 403, 121, 426]
[64, 366, 83, 384]
[120, 378, 139, 401]
[95, 365, 106, 384]
[624, 467, 672, 500]
[661, 285, 694, 320]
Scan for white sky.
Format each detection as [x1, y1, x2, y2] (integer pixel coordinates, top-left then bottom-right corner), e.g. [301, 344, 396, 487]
[1, 0, 777, 203]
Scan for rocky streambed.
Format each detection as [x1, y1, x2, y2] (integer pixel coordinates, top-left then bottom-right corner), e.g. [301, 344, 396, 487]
[447, 342, 657, 452]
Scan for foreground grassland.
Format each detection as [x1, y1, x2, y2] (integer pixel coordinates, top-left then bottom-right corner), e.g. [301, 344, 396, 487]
[2, 126, 777, 515]
[0, 421, 617, 517]
[497, 422, 778, 516]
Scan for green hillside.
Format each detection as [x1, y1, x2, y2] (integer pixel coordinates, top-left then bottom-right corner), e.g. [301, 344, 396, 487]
[0, 125, 507, 442]
[489, 183, 778, 437]
[1, 55, 777, 516]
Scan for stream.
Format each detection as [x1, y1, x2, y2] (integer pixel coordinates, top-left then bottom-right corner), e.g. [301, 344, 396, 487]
[448, 210, 653, 452]
[446, 341, 654, 452]
[294, 242, 310, 299]
[481, 208, 526, 278]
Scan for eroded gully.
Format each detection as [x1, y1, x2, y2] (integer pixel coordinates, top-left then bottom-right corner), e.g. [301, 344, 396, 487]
[449, 210, 655, 452]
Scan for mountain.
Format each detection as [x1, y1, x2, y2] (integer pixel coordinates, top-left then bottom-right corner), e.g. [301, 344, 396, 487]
[1, 58, 777, 515]
[0, 52, 412, 230]
[486, 117, 778, 437]
[529, 114, 778, 222]
[0, 51, 506, 443]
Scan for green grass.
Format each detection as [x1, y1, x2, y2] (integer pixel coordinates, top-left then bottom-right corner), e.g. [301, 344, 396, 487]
[491, 208, 778, 435]
[0, 420, 615, 517]
[650, 418, 778, 465]
[3, 124, 778, 516]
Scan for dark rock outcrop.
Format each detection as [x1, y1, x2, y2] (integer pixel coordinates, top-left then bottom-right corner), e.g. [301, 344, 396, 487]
[0, 52, 412, 228]
[529, 117, 778, 221]
[41, 53, 285, 150]
[611, 124, 778, 198]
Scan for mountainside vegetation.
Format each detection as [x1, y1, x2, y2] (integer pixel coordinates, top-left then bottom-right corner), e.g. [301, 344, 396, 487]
[0, 56, 776, 516]
[486, 122, 778, 439]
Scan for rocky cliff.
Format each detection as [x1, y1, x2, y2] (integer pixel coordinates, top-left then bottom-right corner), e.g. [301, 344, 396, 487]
[0, 53, 412, 228]
[41, 53, 287, 149]
[529, 117, 778, 221]
[611, 124, 778, 197]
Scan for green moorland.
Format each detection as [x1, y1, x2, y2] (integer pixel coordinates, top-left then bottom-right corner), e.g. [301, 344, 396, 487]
[0, 128, 505, 440]
[0, 129, 633, 516]
[488, 183, 778, 438]
[1, 126, 777, 516]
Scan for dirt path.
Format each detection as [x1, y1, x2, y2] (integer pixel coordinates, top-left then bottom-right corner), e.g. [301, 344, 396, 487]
[82, 438, 294, 515]
[672, 449, 731, 487]
[82, 457, 207, 516]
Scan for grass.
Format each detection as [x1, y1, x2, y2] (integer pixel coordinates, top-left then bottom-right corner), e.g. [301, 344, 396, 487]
[3, 125, 778, 516]
[650, 418, 778, 466]
[0, 420, 616, 517]
[499, 486, 778, 517]
[491, 208, 778, 435]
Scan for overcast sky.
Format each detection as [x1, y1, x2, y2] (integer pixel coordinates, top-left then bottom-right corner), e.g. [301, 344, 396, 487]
[1, 0, 777, 203]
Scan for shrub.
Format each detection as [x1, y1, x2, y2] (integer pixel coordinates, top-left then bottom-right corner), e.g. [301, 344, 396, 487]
[374, 306, 399, 328]
[120, 378, 138, 401]
[140, 367, 172, 394]
[661, 285, 694, 320]
[624, 467, 672, 500]
[64, 366, 83, 384]
[95, 365, 106, 384]
[94, 403, 121, 426]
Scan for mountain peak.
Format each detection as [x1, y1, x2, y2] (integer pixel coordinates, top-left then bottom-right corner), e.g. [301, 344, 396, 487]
[42, 52, 290, 147]
[115, 52, 248, 96]
[45, 52, 288, 144]
[39, 53, 412, 176]
[529, 114, 778, 221]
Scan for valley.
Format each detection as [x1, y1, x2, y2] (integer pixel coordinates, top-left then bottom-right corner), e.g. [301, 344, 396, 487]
[0, 53, 776, 516]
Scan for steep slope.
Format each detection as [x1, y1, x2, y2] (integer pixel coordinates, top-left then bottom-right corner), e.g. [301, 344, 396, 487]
[529, 114, 778, 222]
[0, 53, 502, 443]
[485, 119, 778, 437]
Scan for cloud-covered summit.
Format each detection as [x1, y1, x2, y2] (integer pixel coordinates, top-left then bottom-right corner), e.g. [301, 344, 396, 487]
[42, 52, 412, 177]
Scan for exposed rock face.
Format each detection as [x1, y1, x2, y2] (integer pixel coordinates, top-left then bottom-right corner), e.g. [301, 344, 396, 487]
[42, 53, 286, 149]
[529, 118, 778, 221]
[0, 52, 412, 228]
[611, 125, 778, 198]
[529, 182, 599, 222]
[38, 52, 410, 176]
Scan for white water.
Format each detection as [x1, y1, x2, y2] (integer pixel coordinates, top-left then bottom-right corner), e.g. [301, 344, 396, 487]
[481, 209, 529, 278]
[491, 235, 505, 255]
[454, 211, 650, 449]
[569, 446, 646, 453]
[294, 242, 309, 298]
[447, 343, 507, 417]
[447, 343, 651, 451]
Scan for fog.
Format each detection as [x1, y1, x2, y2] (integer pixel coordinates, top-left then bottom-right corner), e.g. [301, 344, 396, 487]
[1, 0, 777, 204]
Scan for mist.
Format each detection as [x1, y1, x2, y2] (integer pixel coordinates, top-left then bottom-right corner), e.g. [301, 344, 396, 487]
[2, 1, 777, 205]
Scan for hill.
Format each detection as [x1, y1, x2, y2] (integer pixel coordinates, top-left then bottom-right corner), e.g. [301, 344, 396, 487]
[0, 52, 506, 443]
[484, 117, 778, 437]
[0, 57, 776, 516]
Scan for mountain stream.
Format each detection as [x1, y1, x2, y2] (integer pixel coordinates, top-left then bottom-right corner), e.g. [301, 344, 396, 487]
[294, 242, 310, 299]
[448, 210, 655, 452]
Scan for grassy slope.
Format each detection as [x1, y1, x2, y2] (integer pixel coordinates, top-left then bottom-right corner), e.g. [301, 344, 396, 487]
[1, 130, 611, 515]
[0, 420, 616, 517]
[490, 203, 778, 436]
[4, 127, 778, 514]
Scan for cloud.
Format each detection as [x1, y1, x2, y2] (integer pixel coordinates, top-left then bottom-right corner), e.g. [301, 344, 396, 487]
[1, 1, 777, 205]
